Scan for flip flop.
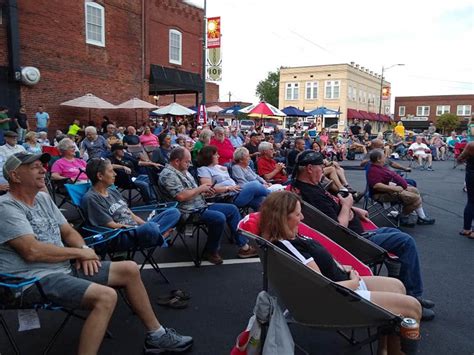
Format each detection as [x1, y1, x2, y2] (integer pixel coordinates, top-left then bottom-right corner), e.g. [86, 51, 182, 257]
[459, 231, 474, 239]
[170, 289, 191, 300]
[156, 295, 188, 309]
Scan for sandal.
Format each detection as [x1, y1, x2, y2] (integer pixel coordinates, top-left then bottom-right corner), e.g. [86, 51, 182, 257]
[459, 231, 474, 239]
[170, 289, 191, 300]
[156, 295, 188, 309]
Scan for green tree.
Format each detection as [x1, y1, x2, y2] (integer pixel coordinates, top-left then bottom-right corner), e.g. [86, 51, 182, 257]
[436, 113, 459, 134]
[255, 69, 280, 107]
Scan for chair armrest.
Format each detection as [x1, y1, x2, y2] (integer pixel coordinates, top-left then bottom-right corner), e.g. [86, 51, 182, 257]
[0, 273, 39, 288]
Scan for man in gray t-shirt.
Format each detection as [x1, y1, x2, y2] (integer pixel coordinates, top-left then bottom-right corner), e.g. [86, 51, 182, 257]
[0, 152, 193, 353]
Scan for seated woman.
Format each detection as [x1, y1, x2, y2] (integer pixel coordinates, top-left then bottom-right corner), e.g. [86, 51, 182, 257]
[259, 191, 422, 355]
[197, 145, 269, 211]
[81, 158, 181, 251]
[22, 131, 43, 154]
[139, 126, 159, 153]
[231, 147, 284, 191]
[51, 138, 88, 182]
[430, 133, 446, 161]
[330, 136, 346, 160]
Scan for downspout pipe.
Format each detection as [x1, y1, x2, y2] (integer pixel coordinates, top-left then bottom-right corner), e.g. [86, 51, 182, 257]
[6, 0, 21, 82]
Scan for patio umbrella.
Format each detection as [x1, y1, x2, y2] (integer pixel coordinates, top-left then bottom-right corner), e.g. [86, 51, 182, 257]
[60, 93, 116, 120]
[281, 106, 311, 117]
[239, 102, 285, 125]
[307, 106, 341, 116]
[152, 102, 196, 116]
[206, 105, 224, 113]
[116, 98, 158, 127]
[219, 104, 242, 115]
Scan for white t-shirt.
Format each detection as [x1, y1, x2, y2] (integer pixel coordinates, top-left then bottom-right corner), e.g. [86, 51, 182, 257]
[0, 144, 26, 180]
[409, 142, 429, 156]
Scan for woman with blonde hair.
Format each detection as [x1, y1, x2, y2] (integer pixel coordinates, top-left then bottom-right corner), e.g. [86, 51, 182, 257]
[22, 131, 42, 154]
[259, 191, 422, 355]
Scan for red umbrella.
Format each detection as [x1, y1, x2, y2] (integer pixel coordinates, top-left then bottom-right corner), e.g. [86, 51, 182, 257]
[245, 102, 275, 116]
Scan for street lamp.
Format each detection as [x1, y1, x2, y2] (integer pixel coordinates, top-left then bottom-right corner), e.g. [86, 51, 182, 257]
[201, 0, 207, 107]
[378, 64, 404, 116]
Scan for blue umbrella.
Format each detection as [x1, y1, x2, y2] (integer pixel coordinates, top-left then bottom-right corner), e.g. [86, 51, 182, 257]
[308, 106, 341, 116]
[219, 104, 242, 115]
[281, 106, 311, 117]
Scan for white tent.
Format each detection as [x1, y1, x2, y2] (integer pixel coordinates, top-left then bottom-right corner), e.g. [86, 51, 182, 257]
[152, 102, 196, 116]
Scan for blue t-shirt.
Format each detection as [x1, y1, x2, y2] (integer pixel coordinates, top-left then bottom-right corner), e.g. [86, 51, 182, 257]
[35, 112, 50, 128]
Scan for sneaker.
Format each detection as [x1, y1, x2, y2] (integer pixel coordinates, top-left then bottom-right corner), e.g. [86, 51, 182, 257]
[237, 246, 258, 259]
[203, 251, 224, 265]
[417, 216, 435, 225]
[145, 328, 193, 353]
[426, 166, 434, 171]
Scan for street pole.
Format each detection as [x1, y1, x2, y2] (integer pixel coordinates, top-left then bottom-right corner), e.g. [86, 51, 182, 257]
[378, 66, 385, 117]
[201, 0, 207, 107]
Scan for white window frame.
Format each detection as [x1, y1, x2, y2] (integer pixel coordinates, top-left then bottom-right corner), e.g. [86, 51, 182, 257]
[399, 106, 406, 116]
[305, 82, 318, 100]
[169, 29, 182, 65]
[286, 83, 299, 100]
[436, 105, 450, 116]
[325, 80, 339, 99]
[416, 106, 430, 116]
[85, 1, 105, 47]
[457, 105, 472, 116]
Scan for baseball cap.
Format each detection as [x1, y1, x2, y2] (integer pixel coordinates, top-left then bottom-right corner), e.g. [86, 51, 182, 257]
[3, 152, 50, 179]
[250, 132, 259, 138]
[4, 131, 18, 138]
[292, 151, 324, 179]
[111, 143, 125, 152]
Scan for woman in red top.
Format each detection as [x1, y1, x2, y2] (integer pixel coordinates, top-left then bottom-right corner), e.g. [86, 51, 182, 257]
[209, 126, 234, 164]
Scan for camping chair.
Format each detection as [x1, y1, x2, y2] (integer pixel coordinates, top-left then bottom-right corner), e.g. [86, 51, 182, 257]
[113, 168, 143, 207]
[453, 141, 467, 169]
[407, 149, 431, 170]
[363, 164, 402, 228]
[300, 202, 401, 277]
[237, 215, 412, 354]
[63, 182, 177, 282]
[0, 273, 111, 355]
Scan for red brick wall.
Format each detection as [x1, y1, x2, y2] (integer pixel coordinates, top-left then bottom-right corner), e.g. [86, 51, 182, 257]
[0, 0, 8, 66]
[0, 0, 216, 134]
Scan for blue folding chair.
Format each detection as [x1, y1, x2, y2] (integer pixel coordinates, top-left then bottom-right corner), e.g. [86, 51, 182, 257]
[0, 272, 112, 354]
[64, 183, 177, 282]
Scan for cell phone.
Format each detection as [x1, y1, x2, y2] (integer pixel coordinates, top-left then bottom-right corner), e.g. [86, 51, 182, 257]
[211, 181, 217, 188]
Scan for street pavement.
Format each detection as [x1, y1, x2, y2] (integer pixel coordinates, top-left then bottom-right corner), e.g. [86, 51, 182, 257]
[0, 159, 472, 354]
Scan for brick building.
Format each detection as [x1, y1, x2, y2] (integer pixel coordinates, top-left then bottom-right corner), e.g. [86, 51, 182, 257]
[394, 95, 473, 131]
[0, 0, 218, 133]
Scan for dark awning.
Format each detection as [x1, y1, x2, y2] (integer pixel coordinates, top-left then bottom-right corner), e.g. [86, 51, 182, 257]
[347, 108, 364, 120]
[149, 65, 203, 95]
[358, 110, 373, 121]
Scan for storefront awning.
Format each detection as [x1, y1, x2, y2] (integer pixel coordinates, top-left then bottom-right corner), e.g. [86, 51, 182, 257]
[347, 108, 364, 120]
[358, 110, 373, 121]
[149, 65, 203, 95]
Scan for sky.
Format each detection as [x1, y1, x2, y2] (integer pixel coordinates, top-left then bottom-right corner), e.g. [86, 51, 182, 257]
[187, 0, 474, 108]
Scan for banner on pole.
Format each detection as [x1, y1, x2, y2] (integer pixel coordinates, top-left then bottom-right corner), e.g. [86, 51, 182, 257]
[197, 104, 207, 125]
[207, 17, 221, 48]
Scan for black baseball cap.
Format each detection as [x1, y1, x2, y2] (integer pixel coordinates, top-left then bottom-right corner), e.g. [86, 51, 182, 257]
[292, 151, 324, 178]
[4, 131, 18, 138]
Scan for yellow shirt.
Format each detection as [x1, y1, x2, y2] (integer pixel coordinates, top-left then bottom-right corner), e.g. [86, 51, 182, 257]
[67, 123, 81, 136]
[394, 125, 405, 137]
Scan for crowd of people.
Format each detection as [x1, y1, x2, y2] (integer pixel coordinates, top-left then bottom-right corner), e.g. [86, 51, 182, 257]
[0, 108, 471, 354]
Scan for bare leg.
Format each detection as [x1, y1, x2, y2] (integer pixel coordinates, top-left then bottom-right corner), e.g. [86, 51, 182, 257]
[334, 165, 349, 186]
[108, 260, 160, 331]
[79, 284, 118, 355]
[427, 154, 432, 166]
[361, 276, 406, 294]
[324, 166, 343, 189]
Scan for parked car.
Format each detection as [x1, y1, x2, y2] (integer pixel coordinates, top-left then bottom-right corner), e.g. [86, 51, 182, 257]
[240, 119, 255, 132]
[263, 122, 277, 134]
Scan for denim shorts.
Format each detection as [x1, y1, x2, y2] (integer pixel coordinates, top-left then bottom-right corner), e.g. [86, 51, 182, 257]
[22, 261, 111, 309]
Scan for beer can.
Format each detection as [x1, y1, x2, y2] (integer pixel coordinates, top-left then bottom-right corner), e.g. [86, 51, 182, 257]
[400, 317, 420, 340]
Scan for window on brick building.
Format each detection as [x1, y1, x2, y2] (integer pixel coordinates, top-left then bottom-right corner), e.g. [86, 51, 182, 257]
[305, 82, 318, 99]
[399, 106, 406, 116]
[325, 81, 339, 99]
[169, 29, 182, 65]
[457, 105, 472, 116]
[416, 106, 430, 116]
[286, 83, 299, 100]
[85, 2, 105, 47]
[436, 105, 450, 116]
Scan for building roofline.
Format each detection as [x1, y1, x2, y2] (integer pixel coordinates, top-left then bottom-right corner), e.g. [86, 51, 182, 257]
[396, 94, 474, 99]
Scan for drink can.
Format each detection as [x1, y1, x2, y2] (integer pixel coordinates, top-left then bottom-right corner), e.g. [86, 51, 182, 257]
[400, 317, 420, 340]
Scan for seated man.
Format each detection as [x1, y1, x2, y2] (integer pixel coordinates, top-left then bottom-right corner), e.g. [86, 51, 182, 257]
[367, 149, 435, 226]
[81, 157, 180, 252]
[0, 152, 192, 354]
[257, 141, 288, 184]
[348, 134, 367, 155]
[291, 150, 435, 320]
[408, 135, 433, 171]
[159, 147, 252, 264]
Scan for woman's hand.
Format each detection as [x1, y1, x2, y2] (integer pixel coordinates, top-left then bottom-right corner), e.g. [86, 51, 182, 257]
[227, 185, 241, 193]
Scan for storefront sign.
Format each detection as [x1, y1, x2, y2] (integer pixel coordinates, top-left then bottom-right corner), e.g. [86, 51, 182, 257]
[401, 116, 428, 121]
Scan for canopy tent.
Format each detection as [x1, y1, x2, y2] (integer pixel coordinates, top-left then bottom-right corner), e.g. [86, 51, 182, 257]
[60, 93, 116, 120]
[281, 106, 311, 117]
[152, 102, 196, 116]
[116, 98, 158, 126]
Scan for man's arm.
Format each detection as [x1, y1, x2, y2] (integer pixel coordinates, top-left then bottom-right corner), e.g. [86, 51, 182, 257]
[372, 183, 403, 193]
[388, 160, 410, 172]
[8, 233, 97, 263]
[175, 184, 210, 201]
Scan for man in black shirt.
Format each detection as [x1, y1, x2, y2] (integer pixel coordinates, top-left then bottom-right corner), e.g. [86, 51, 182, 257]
[292, 150, 435, 320]
[244, 133, 261, 163]
[349, 119, 361, 137]
[286, 138, 305, 175]
[14, 105, 29, 144]
[363, 120, 372, 136]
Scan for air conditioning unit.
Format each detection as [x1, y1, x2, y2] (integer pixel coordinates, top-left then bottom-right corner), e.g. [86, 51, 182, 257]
[21, 66, 41, 85]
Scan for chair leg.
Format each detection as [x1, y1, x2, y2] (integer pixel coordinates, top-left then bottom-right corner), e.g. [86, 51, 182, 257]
[1, 313, 20, 355]
[42, 312, 73, 355]
[139, 248, 170, 284]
